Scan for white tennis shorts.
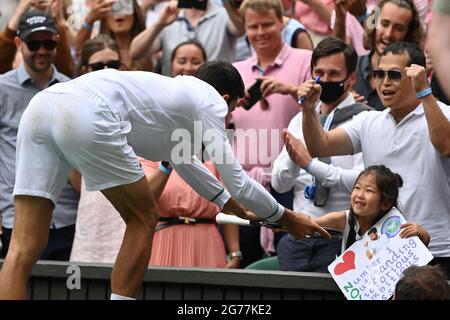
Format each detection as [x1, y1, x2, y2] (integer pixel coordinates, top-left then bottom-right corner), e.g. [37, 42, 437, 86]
[14, 89, 144, 205]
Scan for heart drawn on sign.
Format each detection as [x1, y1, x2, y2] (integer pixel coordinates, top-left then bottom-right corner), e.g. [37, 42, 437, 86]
[334, 250, 356, 275]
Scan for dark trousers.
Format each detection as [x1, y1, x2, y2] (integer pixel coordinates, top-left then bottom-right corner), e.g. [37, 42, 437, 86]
[0, 224, 75, 261]
[430, 257, 450, 280]
[239, 188, 293, 268]
[277, 234, 341, 273]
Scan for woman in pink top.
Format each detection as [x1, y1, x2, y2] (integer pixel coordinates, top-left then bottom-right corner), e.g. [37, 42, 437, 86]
[71, 159, 241, 268]
[146, 161, 240, 268]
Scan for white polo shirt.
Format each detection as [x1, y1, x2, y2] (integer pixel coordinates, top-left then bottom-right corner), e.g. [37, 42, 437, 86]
[272, 93, 364, 217]
[43, 69, 283, 222]
[341, 102, 450, 257]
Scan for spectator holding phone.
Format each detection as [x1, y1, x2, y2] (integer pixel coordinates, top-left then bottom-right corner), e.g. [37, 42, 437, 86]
[231, 0, 312, 266]
[129, 0, 245, 75]
[75, 0, 152, 71]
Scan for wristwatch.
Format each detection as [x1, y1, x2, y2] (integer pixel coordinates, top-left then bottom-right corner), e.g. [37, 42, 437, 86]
[230, 251, 243, 260]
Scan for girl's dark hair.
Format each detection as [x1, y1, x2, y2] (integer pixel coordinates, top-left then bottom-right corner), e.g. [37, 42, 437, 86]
[77, 34, 120, 76]
[99, 0, 146, 41]
[356, 165, 403, 210]
[345, 165, 403, 250]
[363, 0, 423, 51]
[170, 40, 207, 63]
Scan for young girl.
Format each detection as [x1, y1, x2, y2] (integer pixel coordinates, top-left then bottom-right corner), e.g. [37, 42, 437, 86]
[314, 165, 430, 254]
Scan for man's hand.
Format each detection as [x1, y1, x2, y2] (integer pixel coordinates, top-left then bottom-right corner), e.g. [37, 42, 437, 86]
[405, 64, 429, 93]
[276, 209, 331, 240]
[257, 76, 297, 99]
[156, 0, 179, 28]
[297, 79, 322, 111]
[222, 198, 259, 221]
[283, 129, 312, 169]
[350, 90, 368, 104]
[85, 0, 114, 25]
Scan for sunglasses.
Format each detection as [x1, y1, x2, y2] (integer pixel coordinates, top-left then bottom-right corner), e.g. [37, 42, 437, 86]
[24, 40, 58, 51]
[88, 60, 121, 71]
[372, 69, 404, 82]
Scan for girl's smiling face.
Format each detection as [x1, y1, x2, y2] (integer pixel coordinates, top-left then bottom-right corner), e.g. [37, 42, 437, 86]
[351, 173, 391, 219]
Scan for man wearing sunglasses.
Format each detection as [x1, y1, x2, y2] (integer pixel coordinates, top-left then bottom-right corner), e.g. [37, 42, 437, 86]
[0, 11, 79, 266]
[0, 0, 74, 77]
[297, 41, 450, 279]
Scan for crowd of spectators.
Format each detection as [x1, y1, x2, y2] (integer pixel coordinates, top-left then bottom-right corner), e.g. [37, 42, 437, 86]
[0, 0, 449, 298]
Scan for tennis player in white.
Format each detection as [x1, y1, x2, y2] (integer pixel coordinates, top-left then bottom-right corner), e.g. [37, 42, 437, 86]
[0, 61, 330, 300]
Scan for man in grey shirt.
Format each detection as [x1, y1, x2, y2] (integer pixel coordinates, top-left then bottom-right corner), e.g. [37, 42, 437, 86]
[0, 10, 79, 260]
[130, 0, 244, 75]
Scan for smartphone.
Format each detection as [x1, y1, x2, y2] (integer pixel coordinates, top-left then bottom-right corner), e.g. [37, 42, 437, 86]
[111, 0, 134, 16]
[177, 0, 193, 9]
[244, 79, 263, 110]
[192, 0, 208, 10]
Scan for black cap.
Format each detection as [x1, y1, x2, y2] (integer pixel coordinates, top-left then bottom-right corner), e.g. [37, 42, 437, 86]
[17, 10, 58, 40]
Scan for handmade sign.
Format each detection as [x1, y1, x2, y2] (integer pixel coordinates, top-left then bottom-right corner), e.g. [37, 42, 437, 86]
[328, 207, 433, 300]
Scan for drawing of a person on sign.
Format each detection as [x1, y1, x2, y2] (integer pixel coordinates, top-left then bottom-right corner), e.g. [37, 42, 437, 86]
[364, 227, 389, 260]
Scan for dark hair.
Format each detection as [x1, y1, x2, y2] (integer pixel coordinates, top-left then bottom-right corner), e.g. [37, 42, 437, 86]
[395, 265, 450, 300]
[368, 227, 378, 235]
[355, 165, 403, 210]
[195, 61, 245, 103]
[170, 40, 207, 63]
[381, 41, 426, 68]
[311, 36, 357, 76]
[363, 0, 422, 51]
[77, 35, 121, 76]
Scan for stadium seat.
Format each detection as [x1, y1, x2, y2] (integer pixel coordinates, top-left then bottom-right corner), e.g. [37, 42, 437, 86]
[244, 256, 279, 270]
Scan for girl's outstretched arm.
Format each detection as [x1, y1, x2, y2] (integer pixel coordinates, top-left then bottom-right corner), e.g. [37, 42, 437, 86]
[313, 211, 347, 232]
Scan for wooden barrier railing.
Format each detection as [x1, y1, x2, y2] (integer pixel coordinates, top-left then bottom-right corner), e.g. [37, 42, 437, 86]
[2, 260, 344, 300]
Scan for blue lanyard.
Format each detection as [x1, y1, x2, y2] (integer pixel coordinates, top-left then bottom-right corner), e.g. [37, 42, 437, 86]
[304, 107, 336, 200]
[323, 108, 336, 132]
[179, 17, 196, 40]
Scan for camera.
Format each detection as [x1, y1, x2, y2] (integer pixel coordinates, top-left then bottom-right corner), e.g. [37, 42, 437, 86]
[111, 0, 134, 16]
[178, 0, 208, 11]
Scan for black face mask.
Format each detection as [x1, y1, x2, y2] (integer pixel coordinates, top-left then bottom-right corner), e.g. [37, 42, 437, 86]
[319, 77, 349, 103]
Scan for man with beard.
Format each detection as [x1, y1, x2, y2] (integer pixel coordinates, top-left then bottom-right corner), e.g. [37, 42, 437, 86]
[0, 10, 79, 261]
[354, 0, 422, 110]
